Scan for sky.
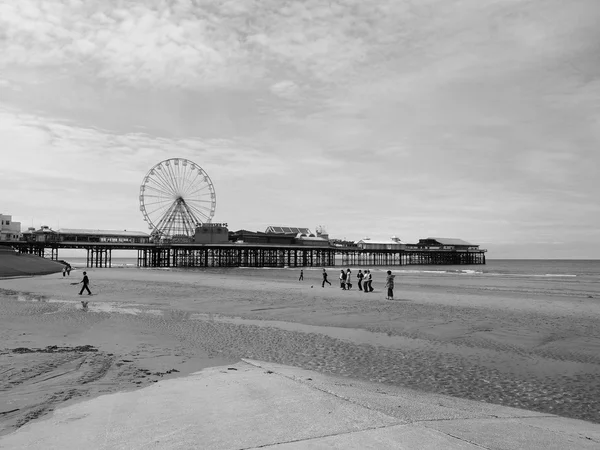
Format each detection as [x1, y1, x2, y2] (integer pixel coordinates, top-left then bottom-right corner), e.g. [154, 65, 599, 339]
[1, 0, 599, 259]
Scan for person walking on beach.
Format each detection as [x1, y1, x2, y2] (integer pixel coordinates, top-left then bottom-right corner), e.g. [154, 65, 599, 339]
[357, 270, 364, 291]
[322, 269, 331, 287]
[346, 268, 352, 290]
[66, 264, 72, 276]
[385, 270, 396, 300]
[339, 270, 347, 290]
[368, 270, 374, 292]
[364, 270, 372, 293]
[299, 269, 304, 281]
[62, 266, 66, 277]
[77, 271, 92, 296]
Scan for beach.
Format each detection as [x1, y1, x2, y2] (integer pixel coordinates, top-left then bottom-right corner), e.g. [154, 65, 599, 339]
[1, 265, 599, 435]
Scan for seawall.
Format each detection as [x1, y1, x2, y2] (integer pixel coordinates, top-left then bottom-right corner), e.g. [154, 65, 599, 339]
[0, 246, 65, 278]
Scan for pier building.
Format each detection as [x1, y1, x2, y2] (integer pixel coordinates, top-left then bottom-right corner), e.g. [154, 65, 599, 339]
[193, 223, 229, 244]
[408, 238, 482, 251]
[356, 236, 404, 251]
[22, 227, 150, 244]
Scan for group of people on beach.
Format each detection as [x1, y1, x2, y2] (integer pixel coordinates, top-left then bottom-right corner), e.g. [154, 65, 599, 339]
[304, 268, 395, 299]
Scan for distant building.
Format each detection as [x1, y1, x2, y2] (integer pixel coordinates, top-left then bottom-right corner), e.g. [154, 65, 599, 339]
[229, 228, 329, 247]
[355, 236, 405, 251]
[0, 214, 22, 242]
[411, 237, 481, 251]
[58, 229, 150, 244]
[315, 225, 329, 240]
[21, 225, 57, 243]
[22, 227, 150, 244]
[193, 223, 229, 244]
[294, 234, 329, 247]
[230, 230, 296, 245]
[329, 238, 358, 248]
[265, 226, 312, 235]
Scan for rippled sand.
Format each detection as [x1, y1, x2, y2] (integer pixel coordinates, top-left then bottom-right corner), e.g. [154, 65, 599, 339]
[1, 266, 599, 434]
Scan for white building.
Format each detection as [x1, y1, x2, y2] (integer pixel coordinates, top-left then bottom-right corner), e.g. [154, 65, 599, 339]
[0, 214, 22, 242]
[355, 236, 405, 250]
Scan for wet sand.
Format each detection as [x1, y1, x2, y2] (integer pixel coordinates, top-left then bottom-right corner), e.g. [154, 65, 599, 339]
[1, 267, 599, 434]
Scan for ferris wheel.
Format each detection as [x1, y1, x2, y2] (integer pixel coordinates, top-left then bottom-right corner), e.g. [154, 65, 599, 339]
[139, 158, 216, 239]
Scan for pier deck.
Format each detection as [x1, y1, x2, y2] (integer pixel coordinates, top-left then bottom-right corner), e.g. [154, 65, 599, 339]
[3, 242, 486, 268]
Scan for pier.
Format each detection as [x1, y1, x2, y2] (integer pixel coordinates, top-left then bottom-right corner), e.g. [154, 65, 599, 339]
[4, 241, 485, 269]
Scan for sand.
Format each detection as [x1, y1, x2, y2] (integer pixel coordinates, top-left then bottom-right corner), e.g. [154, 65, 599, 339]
[1, 266, 599, 435]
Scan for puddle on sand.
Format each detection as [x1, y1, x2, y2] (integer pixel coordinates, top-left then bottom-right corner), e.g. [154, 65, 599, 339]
[15, 293, 164, 316]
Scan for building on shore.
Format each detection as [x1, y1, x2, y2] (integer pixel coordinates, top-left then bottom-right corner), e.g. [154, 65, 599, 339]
[0, 214, 22, 242]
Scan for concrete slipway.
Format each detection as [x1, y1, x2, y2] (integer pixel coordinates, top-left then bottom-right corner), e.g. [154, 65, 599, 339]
[1, 360, 599, 450]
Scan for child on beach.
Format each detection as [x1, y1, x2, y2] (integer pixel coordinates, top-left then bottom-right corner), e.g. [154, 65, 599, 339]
[357, 270, 364, 291]
[346, 268, 352, 289]
[322, 269, 331, 287]
[385, 270, 395, 300]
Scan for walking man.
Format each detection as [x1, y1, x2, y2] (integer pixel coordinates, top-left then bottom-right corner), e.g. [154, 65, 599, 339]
[322, 269, 331, 287]
[299, 269, 304, 281]
[357, 270, 364, 291]
[78, 271, 92, 296]
[385, 270, 396, 300]
[346, 268, 352, 289]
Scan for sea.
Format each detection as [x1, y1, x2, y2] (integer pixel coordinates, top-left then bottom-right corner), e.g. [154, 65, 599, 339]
[65, 257, 600, 279]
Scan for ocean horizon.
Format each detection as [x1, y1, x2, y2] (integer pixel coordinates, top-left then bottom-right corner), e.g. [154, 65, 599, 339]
[63, 257, 600, 278]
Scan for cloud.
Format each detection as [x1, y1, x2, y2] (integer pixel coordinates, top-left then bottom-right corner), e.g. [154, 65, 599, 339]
[0, 106, 294, 229]
[0, 0, 377, 88]
[0, 77, 21, 91]
[269, 80, 301, 100]
[1, 0, 600, 257]
[0, 107, 287, 179]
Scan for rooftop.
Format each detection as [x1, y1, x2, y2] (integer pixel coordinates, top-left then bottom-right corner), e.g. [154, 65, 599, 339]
[426, 237, 475, 246]
[265, 226, 312, 235]
[356, 238, 404, 245]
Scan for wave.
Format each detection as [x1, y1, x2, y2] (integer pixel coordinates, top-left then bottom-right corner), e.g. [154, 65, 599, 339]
[486, 273, 577, 278]
[378, 269, 578, 278]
